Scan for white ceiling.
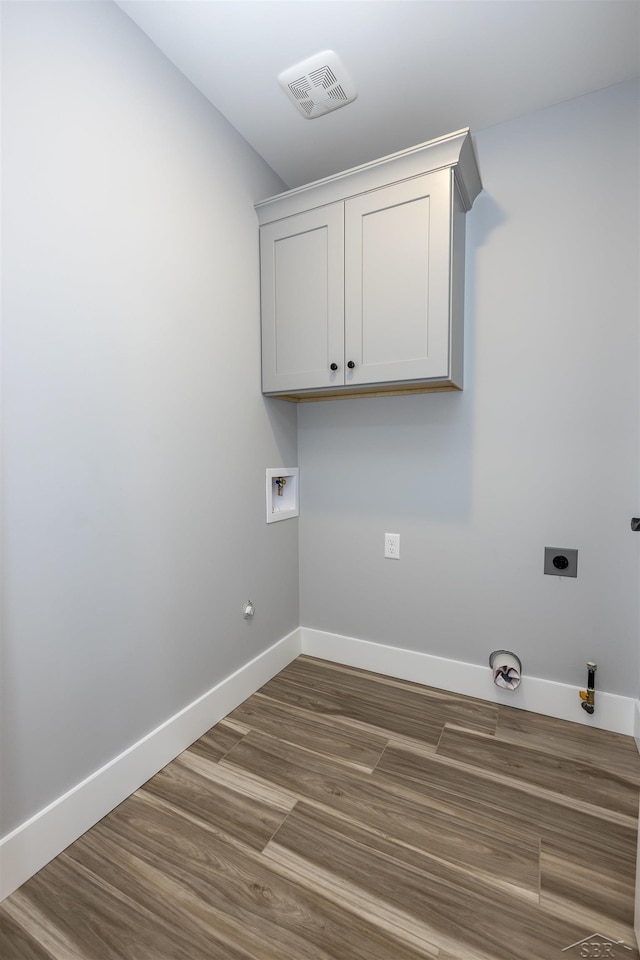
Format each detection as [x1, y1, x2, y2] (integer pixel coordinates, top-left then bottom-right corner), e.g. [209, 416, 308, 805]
[116, 0, 640, 189]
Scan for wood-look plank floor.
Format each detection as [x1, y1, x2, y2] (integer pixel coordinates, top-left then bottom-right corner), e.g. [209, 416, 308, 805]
[2, 656, 639, 960]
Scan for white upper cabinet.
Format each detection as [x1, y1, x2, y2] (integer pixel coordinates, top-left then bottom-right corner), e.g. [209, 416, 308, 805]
[257, 129, 481, 401]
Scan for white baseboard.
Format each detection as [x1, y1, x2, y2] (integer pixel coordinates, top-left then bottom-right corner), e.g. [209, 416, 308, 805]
[300, 628, 636, 737]
[0, 628, 302, 902]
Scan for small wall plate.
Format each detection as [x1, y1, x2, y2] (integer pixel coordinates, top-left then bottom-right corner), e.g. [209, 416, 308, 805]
[266, 468, 299, 523]
[544, 547, 578, 578]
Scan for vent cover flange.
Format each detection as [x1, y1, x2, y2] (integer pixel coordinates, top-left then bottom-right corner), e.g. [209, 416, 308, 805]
[278, 50, 357, 120]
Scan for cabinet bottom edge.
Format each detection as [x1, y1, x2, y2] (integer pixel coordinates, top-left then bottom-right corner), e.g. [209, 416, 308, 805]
[265, 382, 462, 402]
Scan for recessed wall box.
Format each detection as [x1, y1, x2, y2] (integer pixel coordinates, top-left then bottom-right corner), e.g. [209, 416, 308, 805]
[266, 467, 299, 523]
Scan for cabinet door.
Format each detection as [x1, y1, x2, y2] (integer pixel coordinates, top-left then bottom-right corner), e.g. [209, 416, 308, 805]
[344, 169, 452, 386]
[260, 203, 344, 393]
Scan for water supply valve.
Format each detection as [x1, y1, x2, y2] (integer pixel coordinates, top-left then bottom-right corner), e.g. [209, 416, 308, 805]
[579, 661, 597, 714]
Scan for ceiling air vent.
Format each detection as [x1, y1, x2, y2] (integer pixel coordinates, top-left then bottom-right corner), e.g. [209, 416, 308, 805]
[278, 50, 357, 120]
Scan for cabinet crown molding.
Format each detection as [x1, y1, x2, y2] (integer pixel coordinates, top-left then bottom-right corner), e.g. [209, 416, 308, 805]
[255, 128, 481, 225]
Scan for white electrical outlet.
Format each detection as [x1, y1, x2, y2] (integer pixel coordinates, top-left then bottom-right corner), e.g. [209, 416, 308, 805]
[384, 533, 400, 559]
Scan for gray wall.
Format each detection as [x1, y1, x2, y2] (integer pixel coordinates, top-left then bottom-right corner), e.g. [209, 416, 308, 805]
[298, 79, 640, 698]
[1, 1, 298, 835]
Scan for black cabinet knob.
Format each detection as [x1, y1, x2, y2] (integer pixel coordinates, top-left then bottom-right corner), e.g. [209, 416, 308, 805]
[330, 363, 338, 371]
[347, 360, 356, 369]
